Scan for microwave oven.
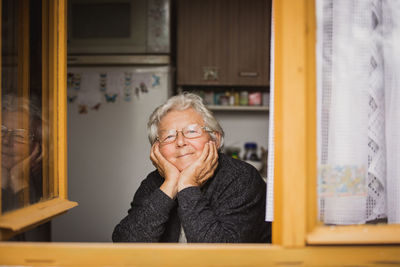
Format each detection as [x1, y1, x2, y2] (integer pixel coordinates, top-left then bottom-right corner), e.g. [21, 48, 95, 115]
[67, 0, 170, 55]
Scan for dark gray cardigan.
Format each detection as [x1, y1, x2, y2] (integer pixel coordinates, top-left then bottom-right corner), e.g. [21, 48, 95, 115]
[112, 153, 271, 243]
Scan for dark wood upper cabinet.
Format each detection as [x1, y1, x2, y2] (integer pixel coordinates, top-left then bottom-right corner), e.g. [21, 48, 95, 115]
[177, 0, 272, 86]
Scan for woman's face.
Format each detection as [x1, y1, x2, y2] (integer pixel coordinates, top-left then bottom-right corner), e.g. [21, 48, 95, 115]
[2, 111, 31, 169]
[158, 108, 219, 171]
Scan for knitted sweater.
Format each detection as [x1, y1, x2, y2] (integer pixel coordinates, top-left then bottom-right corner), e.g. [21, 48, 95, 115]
[112, 153, 271, 243]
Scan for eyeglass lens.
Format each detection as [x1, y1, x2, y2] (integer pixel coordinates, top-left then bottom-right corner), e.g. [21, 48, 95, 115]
[2, 126, 30, 143]
[159, 124, 205, 144]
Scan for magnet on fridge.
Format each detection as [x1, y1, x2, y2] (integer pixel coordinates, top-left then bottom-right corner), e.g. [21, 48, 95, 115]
[152, 74, 160, 87]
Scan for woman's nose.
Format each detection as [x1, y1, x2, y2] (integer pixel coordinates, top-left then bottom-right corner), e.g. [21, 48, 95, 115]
[175, 131, 186, 147]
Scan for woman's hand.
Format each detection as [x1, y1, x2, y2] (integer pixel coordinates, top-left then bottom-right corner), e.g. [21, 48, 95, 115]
[178, 141, 219, 191]
[9, 143, 41, 194]
[150, 142, 180, 199]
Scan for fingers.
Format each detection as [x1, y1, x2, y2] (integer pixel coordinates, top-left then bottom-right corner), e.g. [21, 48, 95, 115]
[197, 141, 211, 164]
[203, 141, 218, 169]
[177, 140, 220, 190]
[194, 141, 219, 186]
[32, 144, 43, 166]
[151, 142, 168, 167]
[35, 151, 43, 165]
[152, 142, 167, 165]
[197, 141, 217, 165]
[197, 161, 218, 186]
[150, 143, 158, 165]
[151, 142, 180, 181]
[30, 143, 40, 158]
[209, 141, 218, 165]
[150, 143, 164, 176]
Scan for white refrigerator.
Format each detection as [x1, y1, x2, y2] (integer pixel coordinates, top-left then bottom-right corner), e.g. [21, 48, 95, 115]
[52, 66, 172, 242]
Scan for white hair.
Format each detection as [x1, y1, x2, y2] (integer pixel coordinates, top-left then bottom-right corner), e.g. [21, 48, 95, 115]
[147, 92, 224, 149]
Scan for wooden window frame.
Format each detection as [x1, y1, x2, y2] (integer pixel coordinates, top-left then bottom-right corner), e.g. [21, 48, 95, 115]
[297, 0, 400, 246]
[272, 0, 400, 247]
[0, 0, 399, 266]
[0, 0, 77, 240]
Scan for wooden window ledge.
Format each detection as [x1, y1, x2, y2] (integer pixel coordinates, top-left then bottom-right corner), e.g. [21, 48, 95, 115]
[307, 225, 400, 245]
[0, 198, 77, 232]
[0, 243, 400, 266]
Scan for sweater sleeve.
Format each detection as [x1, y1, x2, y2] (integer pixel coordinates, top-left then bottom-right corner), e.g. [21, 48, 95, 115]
[177, 165, 269, 243]
[112, 175, 176, 242]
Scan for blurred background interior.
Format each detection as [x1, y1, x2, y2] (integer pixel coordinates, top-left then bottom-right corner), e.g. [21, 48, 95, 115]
[51, 0, 272, 242]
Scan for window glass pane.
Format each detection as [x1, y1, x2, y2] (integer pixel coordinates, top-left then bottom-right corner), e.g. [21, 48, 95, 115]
[1, 0, 58, 213]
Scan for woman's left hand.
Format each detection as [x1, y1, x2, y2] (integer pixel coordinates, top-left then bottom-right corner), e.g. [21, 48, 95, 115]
[178, 141, 219, 191]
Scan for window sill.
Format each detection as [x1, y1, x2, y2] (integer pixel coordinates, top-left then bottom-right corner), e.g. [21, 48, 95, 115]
[307, 224, 400, 245]
[0, 243, 400, 266]
[0, 198, 77, 232]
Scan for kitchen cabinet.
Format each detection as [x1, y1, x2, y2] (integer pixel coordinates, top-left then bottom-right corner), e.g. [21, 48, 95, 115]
[176, 0, 272, 86]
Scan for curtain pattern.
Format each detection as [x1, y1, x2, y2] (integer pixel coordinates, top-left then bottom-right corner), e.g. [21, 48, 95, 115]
[317, 0, 400, 224]
[382, 0, 400, 223]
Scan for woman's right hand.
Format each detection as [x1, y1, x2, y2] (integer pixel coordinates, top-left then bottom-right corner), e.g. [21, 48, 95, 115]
[150, 142, 180, 199]
[9, 143, 41, 194]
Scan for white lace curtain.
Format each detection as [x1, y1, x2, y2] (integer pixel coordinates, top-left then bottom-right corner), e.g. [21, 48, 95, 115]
[316, 0, 400, 224]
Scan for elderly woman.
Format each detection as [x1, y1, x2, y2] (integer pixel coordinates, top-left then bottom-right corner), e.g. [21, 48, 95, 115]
[112, 93, 271, 243]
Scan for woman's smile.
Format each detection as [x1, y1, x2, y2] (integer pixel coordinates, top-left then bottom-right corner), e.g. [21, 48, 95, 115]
[177, 152, 194, 158]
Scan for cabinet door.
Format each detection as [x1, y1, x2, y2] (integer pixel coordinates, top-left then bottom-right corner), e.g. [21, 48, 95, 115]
[177, 0, 271, 86]
[226, 0, 271, 86]
[177, 0, 221, 85]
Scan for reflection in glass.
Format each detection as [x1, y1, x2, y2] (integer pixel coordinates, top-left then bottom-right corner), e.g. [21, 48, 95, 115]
[1, 0, 56, 216]
[1, 95, 44, 212]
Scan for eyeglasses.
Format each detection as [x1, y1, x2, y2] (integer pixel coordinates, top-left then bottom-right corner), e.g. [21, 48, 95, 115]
[157, 124, 212, 144]
[1, 125, 33, 144]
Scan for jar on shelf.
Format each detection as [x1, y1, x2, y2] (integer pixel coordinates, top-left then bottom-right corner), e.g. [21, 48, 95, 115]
[239, 91, 249, 106]
[219, 95, 229, 106]
[243, 142, 259, 161]
[225, 146, 241, 160]
[204, 91, 214, 105]
[243, 142, 262, 171]
[214, 92, 223, 105]
[262, 92, 270, 106]
[249, 92, 262, 106]
[234, 91, 240, 105]
[228, 90, 235, 106]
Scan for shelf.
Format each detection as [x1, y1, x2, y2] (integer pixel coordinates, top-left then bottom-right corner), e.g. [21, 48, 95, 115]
[67, 55, 170, 65]
[207, 105, 269, 112]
